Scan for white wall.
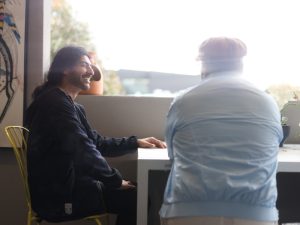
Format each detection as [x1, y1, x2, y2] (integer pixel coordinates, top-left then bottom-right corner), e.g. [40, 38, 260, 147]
[25, 0, 51, 107]
[76, 96, 172, 139]
[76, 95, 173, 181]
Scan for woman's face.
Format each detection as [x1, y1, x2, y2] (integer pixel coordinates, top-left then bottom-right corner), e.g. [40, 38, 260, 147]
[63, 55, 94, 91]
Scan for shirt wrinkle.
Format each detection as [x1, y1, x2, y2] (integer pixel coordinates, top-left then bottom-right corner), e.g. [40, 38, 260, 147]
[160, 72, 283, 221]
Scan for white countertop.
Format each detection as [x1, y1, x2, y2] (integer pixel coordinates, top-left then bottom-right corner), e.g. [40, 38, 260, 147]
[137, 144, 300, 225]
[138, 144, 300, 172]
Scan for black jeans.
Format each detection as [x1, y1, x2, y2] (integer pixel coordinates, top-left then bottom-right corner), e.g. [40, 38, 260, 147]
[103, 187, 137, 225]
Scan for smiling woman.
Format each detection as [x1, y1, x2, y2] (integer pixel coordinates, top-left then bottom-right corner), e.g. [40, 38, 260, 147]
[79, 52, 103, 95]
[60, 0, 300, 103]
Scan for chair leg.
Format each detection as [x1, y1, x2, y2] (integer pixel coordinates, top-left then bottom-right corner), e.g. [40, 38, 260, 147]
[27, 211, 32, 225]
[93, 214, 110, 225]
[93, 218, 103, 225]
[28, 210, 41, 225]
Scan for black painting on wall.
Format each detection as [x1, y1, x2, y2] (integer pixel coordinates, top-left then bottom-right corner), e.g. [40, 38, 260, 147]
[0, 0, 25, 147]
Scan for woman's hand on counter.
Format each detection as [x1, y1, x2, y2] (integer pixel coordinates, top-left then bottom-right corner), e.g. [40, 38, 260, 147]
[137, 137, 167, 148]
[118, 180, 136, 190]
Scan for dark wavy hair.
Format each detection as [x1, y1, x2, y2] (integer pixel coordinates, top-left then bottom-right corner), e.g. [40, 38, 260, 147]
[32, 45, 88, 100]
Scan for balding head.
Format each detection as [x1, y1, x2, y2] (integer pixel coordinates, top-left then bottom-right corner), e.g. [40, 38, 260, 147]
[197, 37, 247, 78]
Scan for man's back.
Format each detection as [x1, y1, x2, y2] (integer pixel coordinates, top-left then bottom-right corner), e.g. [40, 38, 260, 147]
[161, 71, 283, 221]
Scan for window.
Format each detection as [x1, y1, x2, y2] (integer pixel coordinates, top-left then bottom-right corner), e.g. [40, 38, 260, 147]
[53, 0, 300, 107]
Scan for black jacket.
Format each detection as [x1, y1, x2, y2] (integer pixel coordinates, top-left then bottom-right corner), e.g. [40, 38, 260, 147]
[25, 88, 138, 222]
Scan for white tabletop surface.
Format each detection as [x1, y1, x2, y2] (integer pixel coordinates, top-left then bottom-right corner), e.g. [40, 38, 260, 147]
[138, 148, 169, 160]
[137, 144, 300, 225]
[139, 144, 300, 164]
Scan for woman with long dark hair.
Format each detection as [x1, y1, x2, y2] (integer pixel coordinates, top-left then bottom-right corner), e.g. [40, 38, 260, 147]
[25, 45, 166, 225]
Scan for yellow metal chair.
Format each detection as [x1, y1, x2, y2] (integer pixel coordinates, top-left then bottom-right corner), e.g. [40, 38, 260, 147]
[4, 126, 109, 225]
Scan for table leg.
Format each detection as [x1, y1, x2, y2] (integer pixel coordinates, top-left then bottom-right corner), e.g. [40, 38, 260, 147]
[137, 161, 149, 225]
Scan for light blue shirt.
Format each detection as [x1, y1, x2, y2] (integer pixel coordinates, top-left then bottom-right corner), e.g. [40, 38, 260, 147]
[160, 71, 283, 221]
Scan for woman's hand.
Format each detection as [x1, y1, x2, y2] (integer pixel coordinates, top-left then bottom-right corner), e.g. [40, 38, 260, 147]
[118, 180, 136, 190]
[137, 137, 167, 148]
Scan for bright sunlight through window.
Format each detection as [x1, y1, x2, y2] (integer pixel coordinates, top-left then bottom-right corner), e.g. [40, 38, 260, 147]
[62, 0, 300, 103]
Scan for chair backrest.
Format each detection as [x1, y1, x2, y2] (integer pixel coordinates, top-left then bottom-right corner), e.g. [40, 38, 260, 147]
[4, 126, 32, 211]
[4, 126, 108, 225]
